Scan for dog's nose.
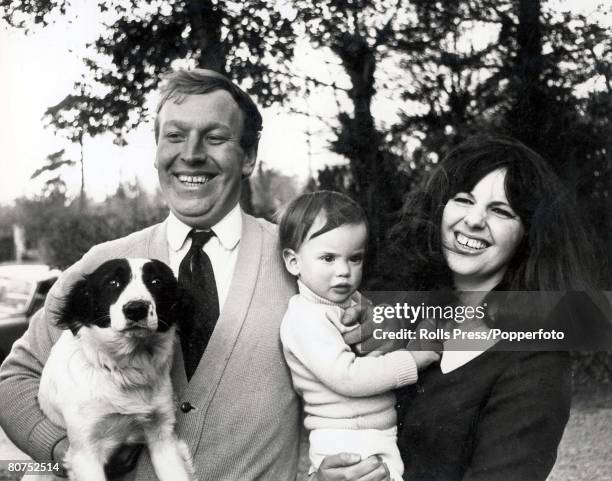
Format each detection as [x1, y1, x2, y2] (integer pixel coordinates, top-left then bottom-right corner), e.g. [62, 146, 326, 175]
[122, 301, 150, 321]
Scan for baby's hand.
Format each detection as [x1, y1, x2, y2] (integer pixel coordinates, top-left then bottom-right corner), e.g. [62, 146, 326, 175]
[409, 350, 440, 370]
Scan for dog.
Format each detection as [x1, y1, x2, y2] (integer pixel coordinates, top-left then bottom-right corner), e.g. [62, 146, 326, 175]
[38, 258, 196, 481]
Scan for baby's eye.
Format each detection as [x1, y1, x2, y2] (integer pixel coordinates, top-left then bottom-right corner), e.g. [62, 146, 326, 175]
[321, 255, 335, 263]
[349, 254, 364, 264]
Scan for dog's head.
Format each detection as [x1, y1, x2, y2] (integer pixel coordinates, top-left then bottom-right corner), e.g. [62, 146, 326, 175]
[57, 258, 191, 337]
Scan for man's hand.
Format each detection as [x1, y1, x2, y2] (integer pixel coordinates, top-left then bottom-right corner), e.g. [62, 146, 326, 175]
[338, 301, 406, 356]
[44, 248, 113, 324]
[52, 437, 69, 477]
[104, 444, 144, 478]
[52, 439, 143, 478]
[312, 453, 390, 481]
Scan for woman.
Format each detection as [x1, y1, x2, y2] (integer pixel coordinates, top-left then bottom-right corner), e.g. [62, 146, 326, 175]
[391, 135, 603, 481]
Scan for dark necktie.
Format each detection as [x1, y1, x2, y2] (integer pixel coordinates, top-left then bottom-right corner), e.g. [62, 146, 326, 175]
[178, 230, 220, 380]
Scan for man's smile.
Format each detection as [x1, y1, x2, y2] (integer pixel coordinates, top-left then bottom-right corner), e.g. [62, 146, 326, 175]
[174, 173, 217, 187]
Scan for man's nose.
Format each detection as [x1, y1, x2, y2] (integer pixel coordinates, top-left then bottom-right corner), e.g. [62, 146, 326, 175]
[182, 135, 207, 163]
[463, 206, 487, 229]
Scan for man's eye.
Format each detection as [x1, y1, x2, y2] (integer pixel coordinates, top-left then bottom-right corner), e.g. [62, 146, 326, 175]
[206, 135, 229, 145]
[165, 131, 183, 142]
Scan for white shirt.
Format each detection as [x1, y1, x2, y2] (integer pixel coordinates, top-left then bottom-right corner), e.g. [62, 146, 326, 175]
[166, 204, 242, 310]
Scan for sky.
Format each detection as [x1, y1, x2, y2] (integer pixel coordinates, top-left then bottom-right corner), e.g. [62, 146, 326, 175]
[0, 0, 608, 205]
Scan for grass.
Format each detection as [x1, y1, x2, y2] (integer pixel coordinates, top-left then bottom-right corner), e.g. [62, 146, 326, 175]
[548, 383, 612, 481]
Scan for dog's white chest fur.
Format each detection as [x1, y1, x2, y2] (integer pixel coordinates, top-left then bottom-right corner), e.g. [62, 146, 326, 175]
[39, 330, 175, 431]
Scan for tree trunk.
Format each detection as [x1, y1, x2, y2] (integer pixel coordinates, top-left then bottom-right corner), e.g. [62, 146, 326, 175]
[330, 32, 393, 276]
[185, 0, 227, 73]
[79, 132, 86, 212]
[508, 0, 547, 153]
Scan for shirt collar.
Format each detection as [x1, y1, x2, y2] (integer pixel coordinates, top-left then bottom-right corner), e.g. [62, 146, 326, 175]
[166, 204, 242, 252]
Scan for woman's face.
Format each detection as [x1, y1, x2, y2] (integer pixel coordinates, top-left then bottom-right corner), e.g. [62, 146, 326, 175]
[441, 168, 525, 291]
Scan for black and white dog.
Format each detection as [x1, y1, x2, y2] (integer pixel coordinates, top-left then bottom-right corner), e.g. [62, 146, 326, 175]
[39, 258, 196, 481]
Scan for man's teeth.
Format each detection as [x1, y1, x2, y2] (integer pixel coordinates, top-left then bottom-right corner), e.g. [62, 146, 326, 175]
[177, 175, 210, 184]
[456, 233, 488, 250]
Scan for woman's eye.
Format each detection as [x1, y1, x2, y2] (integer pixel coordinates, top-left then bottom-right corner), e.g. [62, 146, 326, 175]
[491, 207, 515, 219]
[453, 194, 473, 205]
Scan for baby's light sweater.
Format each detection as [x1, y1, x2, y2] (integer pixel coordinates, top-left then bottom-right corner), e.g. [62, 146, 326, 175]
[280, 282, 418, 431]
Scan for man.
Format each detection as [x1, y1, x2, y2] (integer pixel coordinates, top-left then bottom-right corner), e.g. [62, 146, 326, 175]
[0, 69, 389, 481]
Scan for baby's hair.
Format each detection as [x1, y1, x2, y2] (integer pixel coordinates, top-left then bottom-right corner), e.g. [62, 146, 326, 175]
[279, 191, 368, 251]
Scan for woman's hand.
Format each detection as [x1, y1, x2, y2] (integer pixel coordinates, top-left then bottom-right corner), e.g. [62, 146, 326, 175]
[339, 301, 407, 356]
[312, 453, 390, 481]
[409, 350, 440, 370]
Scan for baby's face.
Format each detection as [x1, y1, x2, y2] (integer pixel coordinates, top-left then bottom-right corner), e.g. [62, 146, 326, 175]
[288, 218, 367, 303]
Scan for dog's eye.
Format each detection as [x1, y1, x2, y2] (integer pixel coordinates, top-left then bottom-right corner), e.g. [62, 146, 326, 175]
[150, 278, 162, 286]
[108, 279, 121, 288]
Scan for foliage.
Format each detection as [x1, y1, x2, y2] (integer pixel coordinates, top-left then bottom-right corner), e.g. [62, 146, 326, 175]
[2, 0, 610, 286]
[389, 0, 612, 284]
[10, 181, 167, 269]
[0, 0, 298, 141]
[250, 163, 301, 221]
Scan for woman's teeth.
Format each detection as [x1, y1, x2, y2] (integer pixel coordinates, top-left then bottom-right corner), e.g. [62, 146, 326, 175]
[456, 232, 489, 250]
[177, 174, 210, 185]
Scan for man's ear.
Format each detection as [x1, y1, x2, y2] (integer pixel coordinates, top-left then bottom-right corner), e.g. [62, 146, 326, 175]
[282, 248, 300, 277]
[241, 142, 258, 179]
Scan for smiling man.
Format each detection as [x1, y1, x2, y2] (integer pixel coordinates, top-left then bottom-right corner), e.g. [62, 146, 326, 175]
[0, 69, 389, 481]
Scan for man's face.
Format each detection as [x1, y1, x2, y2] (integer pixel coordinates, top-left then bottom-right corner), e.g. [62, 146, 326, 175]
[155, 90, 256, 228]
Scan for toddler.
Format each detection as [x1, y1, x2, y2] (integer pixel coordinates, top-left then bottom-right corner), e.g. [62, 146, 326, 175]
[279, 191, 439, 480]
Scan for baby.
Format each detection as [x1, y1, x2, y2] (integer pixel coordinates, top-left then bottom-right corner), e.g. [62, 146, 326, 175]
[279, 191, 439, 480]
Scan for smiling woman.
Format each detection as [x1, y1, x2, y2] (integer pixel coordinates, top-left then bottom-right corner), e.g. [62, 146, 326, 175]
[441, 168, 525, 292]
[388, 134, 605, 481]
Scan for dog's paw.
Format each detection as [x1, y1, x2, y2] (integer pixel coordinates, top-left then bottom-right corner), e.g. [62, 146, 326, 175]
[177, 439, 198, 481]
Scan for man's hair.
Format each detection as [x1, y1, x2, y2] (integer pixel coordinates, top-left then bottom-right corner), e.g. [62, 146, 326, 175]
[155, 69, 263, 152]
[388, 134, 597, 291]
[279, 191, 368, 251]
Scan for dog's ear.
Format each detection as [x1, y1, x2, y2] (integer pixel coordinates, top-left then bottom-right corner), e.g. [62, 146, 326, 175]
[55, 278, 93, 335]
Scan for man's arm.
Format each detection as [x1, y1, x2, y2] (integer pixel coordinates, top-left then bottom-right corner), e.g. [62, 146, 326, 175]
[0, 307, 66, 461]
